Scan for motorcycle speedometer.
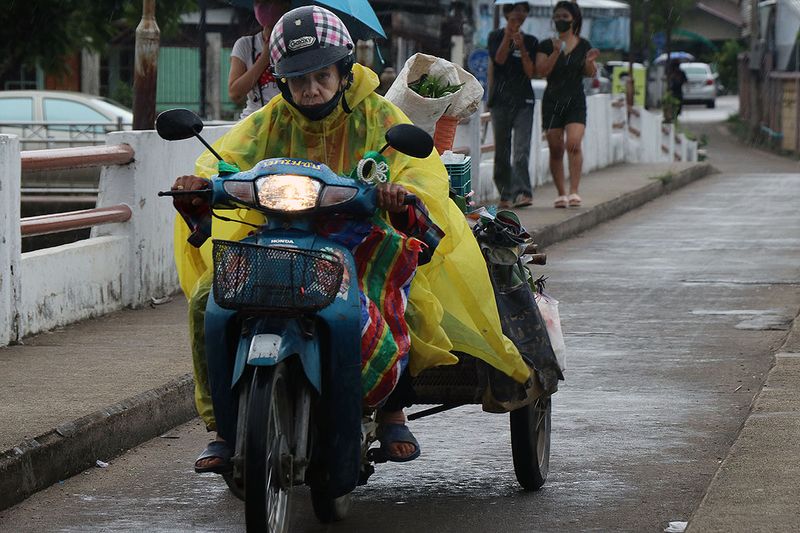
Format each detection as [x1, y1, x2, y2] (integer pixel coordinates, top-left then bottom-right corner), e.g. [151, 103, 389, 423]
[256, 174, 321, 211]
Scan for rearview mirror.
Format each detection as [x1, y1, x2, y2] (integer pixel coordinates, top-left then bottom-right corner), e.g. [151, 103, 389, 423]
[156, 108, 204, 141]
[385, 124, 434, 159]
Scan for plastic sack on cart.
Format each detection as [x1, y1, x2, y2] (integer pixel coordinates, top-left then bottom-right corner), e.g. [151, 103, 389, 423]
[535, 291, 566, 372]
[385, 53, 483, 136]
[471, 212, 563, 413]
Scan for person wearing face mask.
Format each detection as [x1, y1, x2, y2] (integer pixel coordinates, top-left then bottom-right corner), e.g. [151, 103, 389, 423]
[228, 0, 289, 119]
[487, 2, 538, 209]
[536, 1, 599, 209]
[171, 6, 532, 473]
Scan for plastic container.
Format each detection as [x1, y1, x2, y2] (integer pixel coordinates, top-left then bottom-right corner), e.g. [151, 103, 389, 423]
[444, 155, 471, 198]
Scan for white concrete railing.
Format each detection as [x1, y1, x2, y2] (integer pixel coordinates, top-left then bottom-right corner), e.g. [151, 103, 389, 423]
[0, 127, 230, 345]
[0, 97, 697, 346]
[456, 94, 698, 203]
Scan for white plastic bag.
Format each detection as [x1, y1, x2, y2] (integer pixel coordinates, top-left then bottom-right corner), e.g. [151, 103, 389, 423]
[384, 53, 483, 135]
[535, 292, 566, 371]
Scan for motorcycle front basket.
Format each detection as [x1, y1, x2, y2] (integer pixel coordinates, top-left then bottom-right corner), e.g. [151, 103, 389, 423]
[212, 240, 344, 313]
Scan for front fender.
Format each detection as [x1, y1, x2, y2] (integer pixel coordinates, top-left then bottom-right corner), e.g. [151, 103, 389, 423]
[232, 319, 321, 392]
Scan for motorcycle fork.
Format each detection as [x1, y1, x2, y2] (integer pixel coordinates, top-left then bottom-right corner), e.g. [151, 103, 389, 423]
[292, 381, 312, 484]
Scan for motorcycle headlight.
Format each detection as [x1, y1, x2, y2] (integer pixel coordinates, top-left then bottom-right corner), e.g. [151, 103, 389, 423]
[256, 175, 321, 211]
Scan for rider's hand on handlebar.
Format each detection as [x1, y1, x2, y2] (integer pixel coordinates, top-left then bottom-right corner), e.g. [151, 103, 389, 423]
[376, 183, 410, 214]
[172, 175, 211, 209]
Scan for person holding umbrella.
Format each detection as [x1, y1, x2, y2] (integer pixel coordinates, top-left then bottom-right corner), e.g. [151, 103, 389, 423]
[228, 1, 291, 119]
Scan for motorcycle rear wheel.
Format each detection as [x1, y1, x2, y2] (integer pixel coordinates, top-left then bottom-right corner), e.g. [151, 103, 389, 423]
[245, 364, 293, 533]
[510, 395, 551, 490]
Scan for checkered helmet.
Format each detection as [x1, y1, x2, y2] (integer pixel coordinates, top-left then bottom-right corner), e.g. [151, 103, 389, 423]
[269, 6, 354, 79]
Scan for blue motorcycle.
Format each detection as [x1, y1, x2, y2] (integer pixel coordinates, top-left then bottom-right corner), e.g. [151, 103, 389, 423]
[157, 109, 436, 532]
[157, 109, 558, 533]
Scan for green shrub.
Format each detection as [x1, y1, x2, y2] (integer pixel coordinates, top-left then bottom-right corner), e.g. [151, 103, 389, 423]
[715, 40, 745, 93]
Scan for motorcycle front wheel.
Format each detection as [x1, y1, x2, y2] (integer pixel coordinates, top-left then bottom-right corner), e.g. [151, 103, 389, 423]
[311, 491, 352, 523]
[510, 395, 552, 490]
[245, 363, 293, 533]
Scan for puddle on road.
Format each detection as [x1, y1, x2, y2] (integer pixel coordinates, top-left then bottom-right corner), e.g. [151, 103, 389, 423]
[690, 308, 794, 331]
[690, 309, 786, 316]
[682, 279, 800, 286]
[734, 316, 792, 331]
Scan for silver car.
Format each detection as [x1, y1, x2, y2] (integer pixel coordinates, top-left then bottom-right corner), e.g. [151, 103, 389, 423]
[679, 63, 717, 108]
[0, 90, 132, 150]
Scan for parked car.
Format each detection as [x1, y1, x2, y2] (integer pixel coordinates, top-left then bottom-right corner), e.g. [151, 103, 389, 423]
[679, 62, 717, 108]
[0, 90, 132, 149]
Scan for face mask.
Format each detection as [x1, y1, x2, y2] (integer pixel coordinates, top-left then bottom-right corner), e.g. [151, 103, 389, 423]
[295, 90, 344, 121]
[555, 19, 572, 33]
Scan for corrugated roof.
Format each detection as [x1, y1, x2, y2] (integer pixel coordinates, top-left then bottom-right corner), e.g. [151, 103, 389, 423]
[697, 0, 745, 26]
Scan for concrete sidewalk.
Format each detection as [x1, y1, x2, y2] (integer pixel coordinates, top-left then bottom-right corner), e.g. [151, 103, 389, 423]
[0, 160, 711, 510]
[686, 312, 800, 532]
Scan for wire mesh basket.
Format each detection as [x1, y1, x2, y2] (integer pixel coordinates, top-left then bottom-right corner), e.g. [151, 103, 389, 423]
[212, 239, 343, 313]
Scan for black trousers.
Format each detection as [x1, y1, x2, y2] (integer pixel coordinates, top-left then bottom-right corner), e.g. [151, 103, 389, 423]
[381, 367, 416, 412]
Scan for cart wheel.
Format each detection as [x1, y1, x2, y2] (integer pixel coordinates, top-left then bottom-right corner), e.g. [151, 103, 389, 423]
[311, 491, 352, 523]
[510, 395, 551, 490]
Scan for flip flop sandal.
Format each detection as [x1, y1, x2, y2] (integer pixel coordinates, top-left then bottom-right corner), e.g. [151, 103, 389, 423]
[554, 196, 568, 208]
[514, 195, 533, 208]
[194, 440, 233, 474]
[568, 193, 582, 207]
[371, 423, 421, 463]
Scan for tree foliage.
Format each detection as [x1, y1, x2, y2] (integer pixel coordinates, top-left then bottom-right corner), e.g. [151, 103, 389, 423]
[627, 0, 695, 61]
[0, 0, 196, 81]
[715, 39, 745, 91]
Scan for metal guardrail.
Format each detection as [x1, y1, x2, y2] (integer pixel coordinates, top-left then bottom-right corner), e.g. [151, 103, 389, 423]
[21, 205, 132, 237]
[21, 144, 134, 172]
[0, 120, 130, 148]
[19, 144, 135, 238]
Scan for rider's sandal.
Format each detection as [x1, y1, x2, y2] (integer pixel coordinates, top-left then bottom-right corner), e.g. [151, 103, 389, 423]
[194, 440, 233, 474]
[567, 193, 582, 207]
[554, 195, 568, 208]
[373, 423, 421, 463]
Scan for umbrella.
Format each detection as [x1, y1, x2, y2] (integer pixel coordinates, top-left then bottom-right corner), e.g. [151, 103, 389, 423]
[224, 0, 386, 41]
[291, 0, 386, 41]
[654, 52, 695, 65]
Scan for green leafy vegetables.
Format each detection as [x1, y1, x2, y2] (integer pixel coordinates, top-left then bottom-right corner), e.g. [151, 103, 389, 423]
[408, 74, 464, 98]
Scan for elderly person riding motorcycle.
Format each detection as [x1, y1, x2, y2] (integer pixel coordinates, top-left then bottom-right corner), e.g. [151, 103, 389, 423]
[172, 6, 531, 474]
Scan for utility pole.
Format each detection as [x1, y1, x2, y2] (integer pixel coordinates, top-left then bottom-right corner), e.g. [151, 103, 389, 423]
[133, 0, 160, 130]
[199, 0, 207, 119]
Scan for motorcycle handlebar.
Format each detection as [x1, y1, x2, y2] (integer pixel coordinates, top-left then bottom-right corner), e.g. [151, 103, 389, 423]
[157, 188, 416, 212]
[157, 189, 212, 197]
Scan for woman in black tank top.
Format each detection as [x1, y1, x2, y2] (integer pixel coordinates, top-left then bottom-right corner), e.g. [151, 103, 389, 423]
[535, 1, 599, 209]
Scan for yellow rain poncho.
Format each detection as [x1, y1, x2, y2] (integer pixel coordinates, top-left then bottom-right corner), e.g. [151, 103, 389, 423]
[177, 64, 529, 426]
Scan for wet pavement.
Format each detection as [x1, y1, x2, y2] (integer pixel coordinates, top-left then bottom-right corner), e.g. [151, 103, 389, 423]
[2, 124, 799, 532]
[676, 95, 738, 124]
